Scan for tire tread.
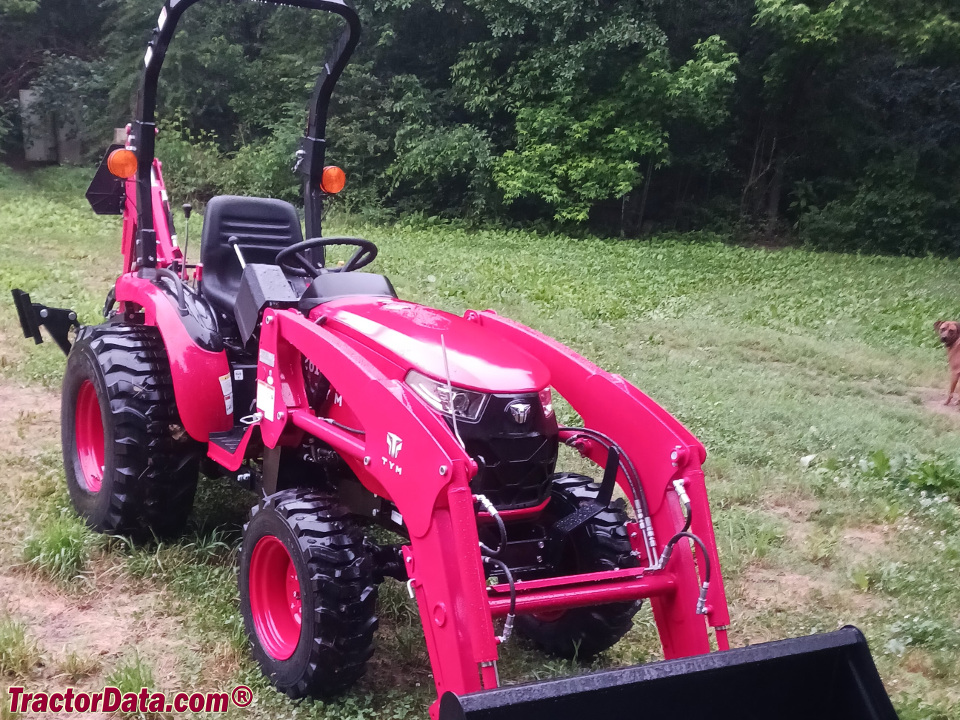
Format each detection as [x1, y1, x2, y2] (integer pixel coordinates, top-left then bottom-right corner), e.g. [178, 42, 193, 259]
[244, 489, 378, 697]
[66, 323, 199, 538]
[515, 472, 641, 659]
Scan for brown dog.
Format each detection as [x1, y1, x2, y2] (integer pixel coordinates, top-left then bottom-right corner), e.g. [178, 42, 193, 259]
[935, 320, 960, 404]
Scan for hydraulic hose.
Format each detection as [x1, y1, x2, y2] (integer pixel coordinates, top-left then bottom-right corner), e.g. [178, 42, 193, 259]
[475, 495, 513, 643]
[658, 530, 712, 615]
[656, 478, 712, 614]
[482, 555, 516, 644]
[155, 267, 188, 316]
[559, 426, 648, 520]
[320, 416, 365, 435]
[474, 494, 507, 558]
[673, 478, 693, 535]
[559, 426, 656, 563]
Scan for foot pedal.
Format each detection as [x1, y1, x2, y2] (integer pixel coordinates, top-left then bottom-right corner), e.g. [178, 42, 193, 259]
[209, 426, 246, 454]
[207, 424, 255, 474]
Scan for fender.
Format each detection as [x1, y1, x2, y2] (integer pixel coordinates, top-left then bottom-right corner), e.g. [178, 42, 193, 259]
[115, 274, 232, 441]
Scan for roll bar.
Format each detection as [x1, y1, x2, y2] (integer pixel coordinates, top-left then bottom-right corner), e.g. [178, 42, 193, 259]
[130, 0, 361, 270]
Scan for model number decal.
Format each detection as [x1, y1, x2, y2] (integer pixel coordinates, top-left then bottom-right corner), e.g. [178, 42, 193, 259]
[258, 349, 275, 367]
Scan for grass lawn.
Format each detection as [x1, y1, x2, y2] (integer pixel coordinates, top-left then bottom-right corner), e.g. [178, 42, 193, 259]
[1, 165, 959, 719]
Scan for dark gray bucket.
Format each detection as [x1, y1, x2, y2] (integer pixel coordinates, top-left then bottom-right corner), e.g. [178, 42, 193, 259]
[439, 627, 897, 720]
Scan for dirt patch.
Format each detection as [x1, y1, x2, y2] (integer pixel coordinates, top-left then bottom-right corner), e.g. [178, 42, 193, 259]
[0, 567, 199, 718]
[735, 566, 833, 613]
[729, 565, 830, 646]
[0, 380, 60, 462]
[763, 498, 818, 547]
[842, 525, 892, 560]
[731, 560, 886, 649]
[0, 570, 187, 674]
[921, 388, 960, 417]
[896, 386, 960, 420]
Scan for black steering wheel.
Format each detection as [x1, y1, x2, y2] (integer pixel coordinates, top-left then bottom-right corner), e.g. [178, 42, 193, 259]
[275, 236, 379, 278]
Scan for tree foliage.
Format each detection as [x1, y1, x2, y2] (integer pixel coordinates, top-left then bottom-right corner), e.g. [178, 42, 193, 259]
[0, 0, 958, 253]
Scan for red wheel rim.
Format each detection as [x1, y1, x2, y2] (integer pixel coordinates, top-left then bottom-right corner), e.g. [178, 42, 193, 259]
[532, 609, 566, 622]
[249, 535, 302, 660]
[75, 380, 105, 493]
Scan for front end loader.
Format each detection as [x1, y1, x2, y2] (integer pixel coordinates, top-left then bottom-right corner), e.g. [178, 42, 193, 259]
[12, 1, 899, 718]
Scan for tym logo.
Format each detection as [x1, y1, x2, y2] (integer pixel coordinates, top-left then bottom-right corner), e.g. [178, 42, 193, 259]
[386, 432, 403, 458]
[382, 432, 404, 476]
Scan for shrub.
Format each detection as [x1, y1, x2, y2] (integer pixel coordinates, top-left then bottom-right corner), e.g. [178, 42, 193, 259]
[800, 162, 959, 256]
[218, 110, 302, 204]
[155, 115, 226, 203]
[859, 450, 960, 503]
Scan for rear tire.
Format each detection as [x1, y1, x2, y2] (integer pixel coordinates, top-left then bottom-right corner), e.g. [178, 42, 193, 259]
[61, 323, 200, 539]
[515, 473, 641, 659]
[239, 490, 378, 698]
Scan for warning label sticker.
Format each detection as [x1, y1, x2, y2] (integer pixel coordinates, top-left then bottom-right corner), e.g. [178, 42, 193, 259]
[256, 381, 275, 422]
[218, 373, 234, 415]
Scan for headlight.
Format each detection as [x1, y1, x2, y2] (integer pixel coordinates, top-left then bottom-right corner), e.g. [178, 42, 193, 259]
[405, 370, 489, 422]
[539, 387, 554, 418]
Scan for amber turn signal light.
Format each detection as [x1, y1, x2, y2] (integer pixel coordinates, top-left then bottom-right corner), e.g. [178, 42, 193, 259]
[320, 165, 346, 194]
[106, 148, 138, 179]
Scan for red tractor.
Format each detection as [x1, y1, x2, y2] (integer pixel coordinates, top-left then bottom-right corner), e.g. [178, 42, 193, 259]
[13, 1, 898, 718]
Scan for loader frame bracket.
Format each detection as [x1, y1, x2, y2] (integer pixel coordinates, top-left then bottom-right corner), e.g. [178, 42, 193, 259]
[11, 289, 80, 355]
[551, 445, 619, 541]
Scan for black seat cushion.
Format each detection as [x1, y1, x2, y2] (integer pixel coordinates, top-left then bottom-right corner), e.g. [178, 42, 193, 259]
[199, 195, 303, 317]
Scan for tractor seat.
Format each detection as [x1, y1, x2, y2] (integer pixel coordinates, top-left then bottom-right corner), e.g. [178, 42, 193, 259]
[199, 195, 304, 318]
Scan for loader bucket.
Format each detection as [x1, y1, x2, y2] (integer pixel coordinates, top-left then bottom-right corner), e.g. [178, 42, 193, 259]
[439, 627, 897, 720]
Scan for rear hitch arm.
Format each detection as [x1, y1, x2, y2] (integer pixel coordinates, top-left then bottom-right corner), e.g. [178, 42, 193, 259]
[11, 289, 80, 355]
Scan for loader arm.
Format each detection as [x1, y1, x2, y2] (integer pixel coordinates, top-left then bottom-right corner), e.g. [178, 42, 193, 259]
[253, 308, 504, 708]
[464, 309, 732, 651]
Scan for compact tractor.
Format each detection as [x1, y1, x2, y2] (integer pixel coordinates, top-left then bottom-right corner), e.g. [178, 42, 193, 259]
[13, 1, 899, 718]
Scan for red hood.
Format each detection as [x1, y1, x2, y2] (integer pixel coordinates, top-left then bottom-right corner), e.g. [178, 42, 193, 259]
[315, 298, 551, 392]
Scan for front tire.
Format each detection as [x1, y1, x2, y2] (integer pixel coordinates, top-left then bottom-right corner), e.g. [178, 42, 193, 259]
[61, 323, 200, 539]
[239, 490, 378, 698]
[515, 473, 641, 659]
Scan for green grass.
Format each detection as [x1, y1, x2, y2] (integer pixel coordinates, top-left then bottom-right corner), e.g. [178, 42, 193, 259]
[0, 613, 40, 677]
[105, 652, 168, 720]
[22, 511, 104, 584]
[58, 649, 102, 682]
[2, 165, 960, 717]
[105, 651, 156, 692]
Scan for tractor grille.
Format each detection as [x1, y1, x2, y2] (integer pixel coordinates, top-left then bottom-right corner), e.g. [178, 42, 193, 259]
[454, 393, 559, 510]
